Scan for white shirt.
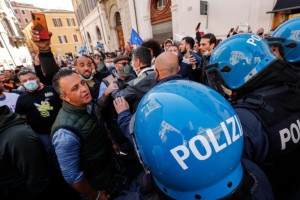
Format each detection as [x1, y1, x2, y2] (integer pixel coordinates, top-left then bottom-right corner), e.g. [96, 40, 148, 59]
[0, 92, 20, 112]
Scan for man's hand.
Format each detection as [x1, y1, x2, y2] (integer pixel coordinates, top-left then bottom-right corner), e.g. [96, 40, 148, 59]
[189, 55, 197, 69]
[104, 83, 118, 97]
[105, 75, 117, 85]
[31, 26, 52, 51]
[113, 97, 130, 114]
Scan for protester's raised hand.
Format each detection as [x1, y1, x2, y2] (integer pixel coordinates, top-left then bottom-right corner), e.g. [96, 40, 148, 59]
[31, 26, 52, 51]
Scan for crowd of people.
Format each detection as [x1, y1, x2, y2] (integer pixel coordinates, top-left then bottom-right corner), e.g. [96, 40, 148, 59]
[0, 17, 300, 200]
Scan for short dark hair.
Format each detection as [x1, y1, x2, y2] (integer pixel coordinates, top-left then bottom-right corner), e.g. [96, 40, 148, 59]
[17, 69, 36, 79]
[52, 68, 77, 95]
[133, 46, 152, 66]
[182, 36, 195, 49]
[141, 39, 162, 58]
[202, 33, 217, 46]
[73, 55, 95, 67]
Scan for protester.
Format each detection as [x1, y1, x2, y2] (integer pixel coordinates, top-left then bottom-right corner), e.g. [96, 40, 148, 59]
[111, 46, 156, 112]
[51, 68, 134, 199]
[0, 79, 19, 112]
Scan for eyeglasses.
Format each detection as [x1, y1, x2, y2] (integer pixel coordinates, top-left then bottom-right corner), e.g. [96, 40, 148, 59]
[117, 62, 129, 66]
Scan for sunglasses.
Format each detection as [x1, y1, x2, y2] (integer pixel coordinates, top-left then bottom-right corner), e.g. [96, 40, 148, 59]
[117, 62, 129, 66]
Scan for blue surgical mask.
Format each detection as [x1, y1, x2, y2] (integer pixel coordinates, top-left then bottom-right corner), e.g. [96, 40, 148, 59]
[23, 80, 39, 91]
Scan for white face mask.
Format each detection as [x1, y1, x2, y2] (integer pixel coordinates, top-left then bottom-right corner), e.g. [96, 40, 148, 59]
[79, 73, 93, 81]
[23, 80, 39, 91]
[105, 62, 114, 68]
[203, 50, 210, 56]
[151, 57, 156, 64]
[182, 57, 190, 64]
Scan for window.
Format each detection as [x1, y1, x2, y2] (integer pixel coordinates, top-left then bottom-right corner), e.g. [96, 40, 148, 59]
[67, 18, 76, 26]
[90, 0, 96, 10]
[17, 18, 21, 23]
[87, 32, 92, 43]
[157, 0, 167, 10]
[73, 34, 78, 42]
[21, 10, 25, 15]
[15, 23, 24, 37]
[52, 18, 62, 27]
[30, 10, 33, 14]
[115, 12, 121, 26]
[0, 40, 4, 48]
[1, 18, 15, 36]
[83, 0, 89, 16]
[58, 35, 68, 44]
[24, 18, 29, 23]
[5, 0, 12, 9]
[14, 9, 17, 14]
[96, 26, 102, 40]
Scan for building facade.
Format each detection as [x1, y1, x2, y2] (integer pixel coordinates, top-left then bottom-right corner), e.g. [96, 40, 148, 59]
[10, 1, 43, 29]
[23, 9, 83, 61]
[73, 0, 129, 53]
[72, 0, 300, 52]
[0, 0, 32, 70]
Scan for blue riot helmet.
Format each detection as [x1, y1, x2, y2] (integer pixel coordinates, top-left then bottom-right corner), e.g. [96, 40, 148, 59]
[271, 17, 300, 64]
[207, 33, 277, 94]
[132, 80, 247, 199]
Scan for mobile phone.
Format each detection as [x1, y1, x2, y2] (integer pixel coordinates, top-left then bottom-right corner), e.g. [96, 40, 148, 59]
[31, 13, 49, 40]
[189, 50, 194, 57]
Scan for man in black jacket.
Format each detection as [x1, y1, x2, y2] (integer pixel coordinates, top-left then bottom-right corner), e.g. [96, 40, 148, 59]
[0, 105, 49, 199]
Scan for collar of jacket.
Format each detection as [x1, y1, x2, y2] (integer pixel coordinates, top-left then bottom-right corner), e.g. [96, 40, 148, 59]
[62, 100, 90, 114]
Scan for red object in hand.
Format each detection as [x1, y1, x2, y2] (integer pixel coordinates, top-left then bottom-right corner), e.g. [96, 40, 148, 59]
[32, 13, 50, 40]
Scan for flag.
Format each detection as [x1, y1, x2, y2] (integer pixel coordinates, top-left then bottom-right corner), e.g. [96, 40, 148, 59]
[129, 28, 143, 45]
[78, 42, 86, 53]
[97, 41, 103, 49]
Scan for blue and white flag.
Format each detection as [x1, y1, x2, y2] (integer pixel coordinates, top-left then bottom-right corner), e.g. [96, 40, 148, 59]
[97, 41, 103, 49]
[78, 42, 86, 53]
[129, 28, 143, 45]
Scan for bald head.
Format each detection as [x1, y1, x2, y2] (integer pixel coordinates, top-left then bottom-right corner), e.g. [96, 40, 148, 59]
[155, 52, 179, 80]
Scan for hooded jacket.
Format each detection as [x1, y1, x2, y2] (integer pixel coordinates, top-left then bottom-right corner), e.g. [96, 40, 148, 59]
[0, 105, 49, 200]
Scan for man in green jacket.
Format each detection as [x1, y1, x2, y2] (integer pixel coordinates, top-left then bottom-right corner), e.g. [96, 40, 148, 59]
[51, 68, 130, 200]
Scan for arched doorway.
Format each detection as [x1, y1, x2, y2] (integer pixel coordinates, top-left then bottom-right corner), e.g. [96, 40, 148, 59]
[150, 0, 172, 44]
[115, 12, 125, 50]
